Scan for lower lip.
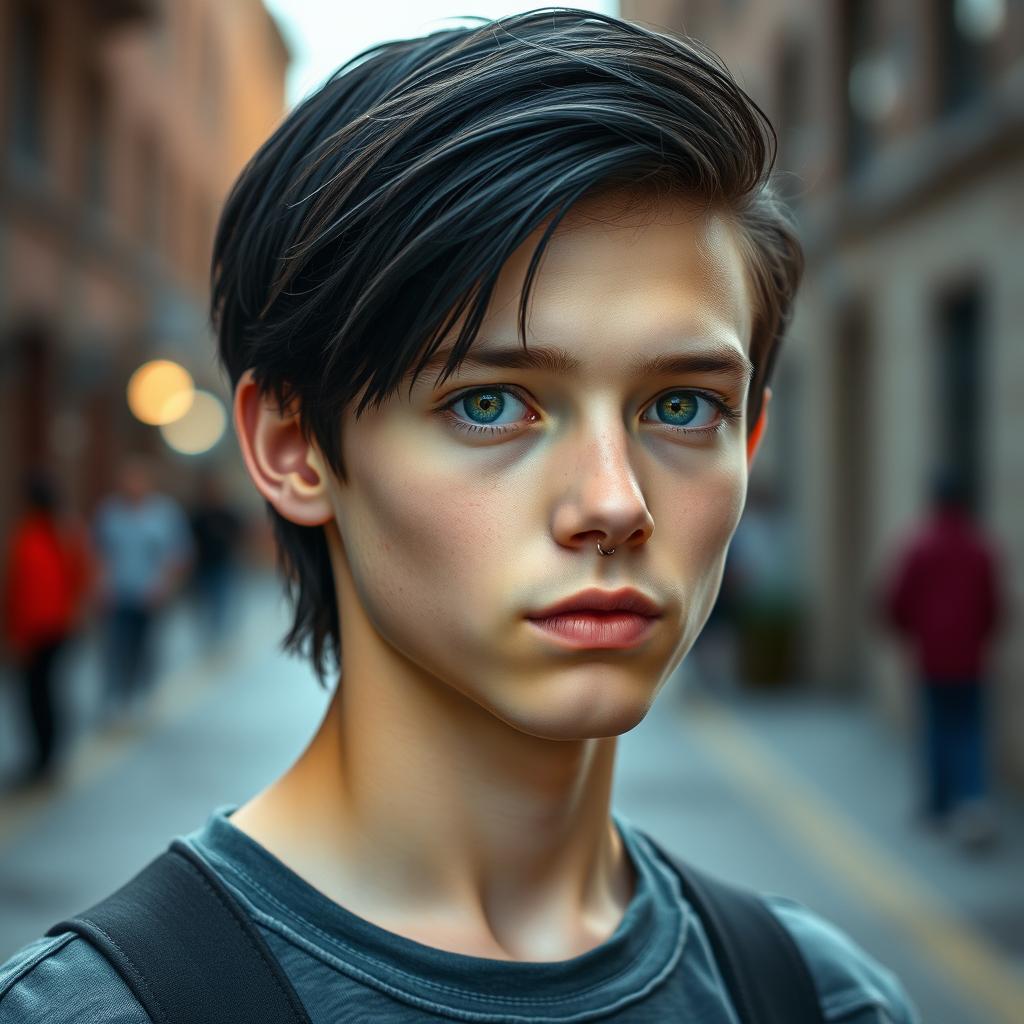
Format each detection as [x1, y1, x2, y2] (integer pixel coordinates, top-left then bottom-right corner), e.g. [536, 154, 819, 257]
[525, 612, 659, 649]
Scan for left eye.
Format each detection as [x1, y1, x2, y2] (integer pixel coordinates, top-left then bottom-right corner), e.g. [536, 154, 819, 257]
[641, 390, 721, 429]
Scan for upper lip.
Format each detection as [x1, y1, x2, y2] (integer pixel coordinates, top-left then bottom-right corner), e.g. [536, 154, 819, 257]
[526, 587, 663, 619]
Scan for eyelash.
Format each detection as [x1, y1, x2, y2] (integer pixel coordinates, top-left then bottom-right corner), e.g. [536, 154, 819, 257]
[437, 384, 742, 440]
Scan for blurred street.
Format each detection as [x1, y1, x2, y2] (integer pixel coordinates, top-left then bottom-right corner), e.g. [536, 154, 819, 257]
[1, 577, 1021, 1024]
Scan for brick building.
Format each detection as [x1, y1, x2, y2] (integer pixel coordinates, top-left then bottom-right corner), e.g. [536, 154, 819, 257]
[621, 0, 1024, 785]
[0, 0, 288, 536]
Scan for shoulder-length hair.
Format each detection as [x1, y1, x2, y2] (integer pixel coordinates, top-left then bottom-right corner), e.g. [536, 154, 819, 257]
[211, 6, 804, 683]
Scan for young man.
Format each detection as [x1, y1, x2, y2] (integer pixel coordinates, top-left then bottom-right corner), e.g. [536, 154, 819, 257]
[0, 9, 920, 1022]
[882, 468, 1003, 849]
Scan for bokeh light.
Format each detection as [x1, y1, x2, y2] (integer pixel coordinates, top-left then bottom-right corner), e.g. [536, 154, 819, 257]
[158, 389, 227, 454]
[126, 360, 195, 425]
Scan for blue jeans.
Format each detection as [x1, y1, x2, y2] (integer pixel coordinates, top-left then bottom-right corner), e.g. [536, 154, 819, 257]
[920, 681, 987, 818]
[195, 563, 234, 648]
[105, 603, 155, 705]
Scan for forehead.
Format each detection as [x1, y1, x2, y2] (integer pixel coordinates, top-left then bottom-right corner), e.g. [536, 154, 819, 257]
[410, 190, 754, 386]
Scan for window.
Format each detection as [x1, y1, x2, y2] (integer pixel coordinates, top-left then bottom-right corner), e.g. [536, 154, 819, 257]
[936, 282, 984, 512]
[775, 34, 808, 200]
[939, 0, 996, 112]
[82, 69, 110, 211]
[831, 298, 873, 689]
[136, 131, 162, 246]
[8, 3, 47, 165]
[841, 0, 879, 173]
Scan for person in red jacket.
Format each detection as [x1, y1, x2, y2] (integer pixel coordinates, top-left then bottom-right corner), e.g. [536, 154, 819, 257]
[882, 469, 1004, 847]
[2, 473, 93, 785]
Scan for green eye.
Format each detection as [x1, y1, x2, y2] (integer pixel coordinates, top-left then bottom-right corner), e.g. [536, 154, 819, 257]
[656, 392, 698, 424]
[461, 389, 516, 424]
[440, 385, 739, 438]
[647, 391, 716, 429]
[441, 386, 533, 436]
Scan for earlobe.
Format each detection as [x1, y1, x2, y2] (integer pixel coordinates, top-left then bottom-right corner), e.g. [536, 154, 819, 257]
[746, 387, 771, 467]
[233, 369, 335, 526]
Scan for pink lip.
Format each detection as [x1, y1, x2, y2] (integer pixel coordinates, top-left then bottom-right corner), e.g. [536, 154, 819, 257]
[526, 611, 658, 650]
[526, 587, 663, 619]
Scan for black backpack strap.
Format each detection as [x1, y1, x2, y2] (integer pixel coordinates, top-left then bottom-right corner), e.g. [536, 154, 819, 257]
[641, 832, 825, 1024]
[46, 839, 312, 1024]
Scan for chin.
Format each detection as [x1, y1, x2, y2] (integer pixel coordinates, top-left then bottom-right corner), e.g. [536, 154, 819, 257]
[491, 681, 657, 741]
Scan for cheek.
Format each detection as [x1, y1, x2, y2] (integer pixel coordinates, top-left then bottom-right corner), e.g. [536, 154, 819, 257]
[665, 456, 746, 556]
[662, 457, 746, 611]
[340, 437, 514, 637]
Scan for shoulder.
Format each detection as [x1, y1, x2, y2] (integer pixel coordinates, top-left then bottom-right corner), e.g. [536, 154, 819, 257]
[624, 825, 920, 1023]
[762, 894, 921, 1024]
[0, 932, 150, 1024]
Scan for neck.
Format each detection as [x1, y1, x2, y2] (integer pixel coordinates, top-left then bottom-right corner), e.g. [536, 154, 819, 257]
[232, 640, 634, 962]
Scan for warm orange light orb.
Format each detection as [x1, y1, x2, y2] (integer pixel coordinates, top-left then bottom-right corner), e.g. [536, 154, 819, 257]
[127, 360, 195, 425]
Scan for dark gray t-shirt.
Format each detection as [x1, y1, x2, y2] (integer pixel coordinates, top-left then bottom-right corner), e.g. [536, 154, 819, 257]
[1, 806, 919, 1022]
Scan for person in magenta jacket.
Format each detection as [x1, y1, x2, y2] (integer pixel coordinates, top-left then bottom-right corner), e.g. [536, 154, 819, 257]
[883, 469, 1005, 845]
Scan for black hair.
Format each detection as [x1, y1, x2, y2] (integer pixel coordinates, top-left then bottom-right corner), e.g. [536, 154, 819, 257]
[211, 6, 804, 683]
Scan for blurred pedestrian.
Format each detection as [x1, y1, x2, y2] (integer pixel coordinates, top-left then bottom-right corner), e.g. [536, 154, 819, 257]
[881, 468, 1004, 849]
[93, 456, 194, 717]
[2, 472, 93, 785]
[189, 470, 245, 652]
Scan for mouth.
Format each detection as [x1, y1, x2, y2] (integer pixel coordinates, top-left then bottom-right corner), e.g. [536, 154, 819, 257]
[525, 611, 659, 650]
[523, 588, 663, 650]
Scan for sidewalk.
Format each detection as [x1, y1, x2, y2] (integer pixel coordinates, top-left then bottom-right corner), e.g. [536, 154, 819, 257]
[713, 686, 1024, 959]
[0, 572, 281, 785]
[0, 572, 328, 960]
[657, 678, 1024, 1024]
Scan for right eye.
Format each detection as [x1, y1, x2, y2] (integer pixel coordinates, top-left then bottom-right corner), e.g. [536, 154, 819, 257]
[439, 386, 538, 436]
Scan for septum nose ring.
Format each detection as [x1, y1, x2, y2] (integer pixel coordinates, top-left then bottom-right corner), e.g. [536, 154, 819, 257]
[597, 541, 616, 556]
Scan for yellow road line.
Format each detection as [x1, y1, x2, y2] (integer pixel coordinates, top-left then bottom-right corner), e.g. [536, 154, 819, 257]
[682, 697, 1024, 1024]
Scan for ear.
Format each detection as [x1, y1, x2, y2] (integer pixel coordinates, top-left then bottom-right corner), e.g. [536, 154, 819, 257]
[233, 369, 334, 526]
[746, 386, 771, 468]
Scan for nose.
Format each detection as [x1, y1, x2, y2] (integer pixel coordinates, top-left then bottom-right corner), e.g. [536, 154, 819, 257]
[550, 422, 655, 555]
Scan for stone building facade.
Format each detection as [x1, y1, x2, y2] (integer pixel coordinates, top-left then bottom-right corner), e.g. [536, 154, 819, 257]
[0, 0, 288, 536]
[621, 0, 1024, 785]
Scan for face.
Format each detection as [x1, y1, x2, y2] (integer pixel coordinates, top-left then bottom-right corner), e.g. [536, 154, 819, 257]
[119, 459, 153, 503]
[324, 191, 755, 741]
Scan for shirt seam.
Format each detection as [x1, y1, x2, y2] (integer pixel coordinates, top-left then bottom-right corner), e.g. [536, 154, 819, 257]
[0, 933, 75, 1004]
[190, 837, 686, 1008]
[227, 859, 669, 1005]
[81, 921, 166, 1023]
[823, 988, 904, 1020]
[253, 905, 691, 1024]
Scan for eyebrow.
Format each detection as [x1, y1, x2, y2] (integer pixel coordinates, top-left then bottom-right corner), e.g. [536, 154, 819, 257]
[409, 341, 754, 390]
